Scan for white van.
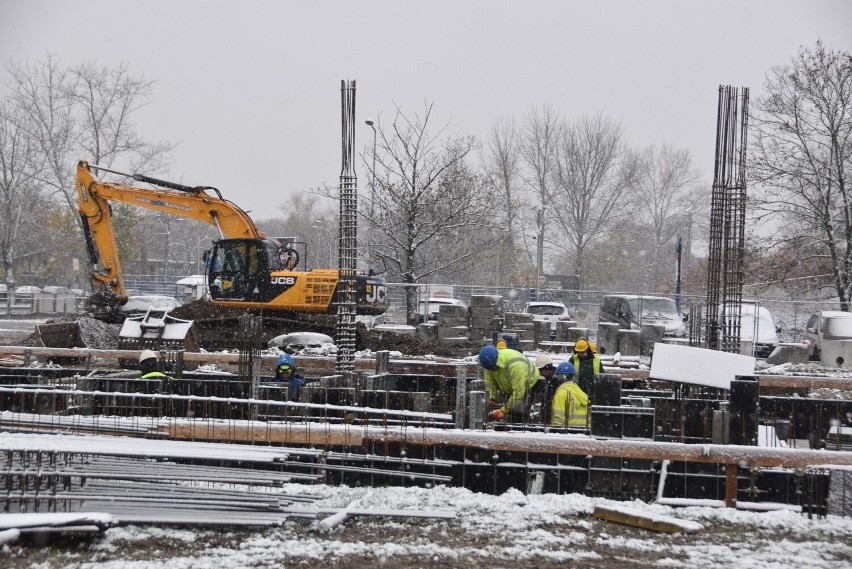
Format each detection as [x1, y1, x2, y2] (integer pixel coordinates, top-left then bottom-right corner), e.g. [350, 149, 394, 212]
[720, 301, 779, 358]
[805, 311, 852, 361]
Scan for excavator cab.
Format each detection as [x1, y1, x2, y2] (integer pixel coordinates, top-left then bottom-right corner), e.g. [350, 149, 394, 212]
[208, 238, 287, 302]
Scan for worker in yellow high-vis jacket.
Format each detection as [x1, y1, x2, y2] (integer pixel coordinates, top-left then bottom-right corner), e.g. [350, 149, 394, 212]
[478, 345, 539, 422]
[550, 361, 589, 428]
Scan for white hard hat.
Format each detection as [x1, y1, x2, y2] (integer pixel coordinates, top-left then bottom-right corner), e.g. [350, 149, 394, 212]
[139, 349, 159, 363]
[535, 353, 554, 369]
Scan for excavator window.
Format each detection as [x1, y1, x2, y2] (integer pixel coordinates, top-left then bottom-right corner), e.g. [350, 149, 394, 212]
[208, 239, 271, 301]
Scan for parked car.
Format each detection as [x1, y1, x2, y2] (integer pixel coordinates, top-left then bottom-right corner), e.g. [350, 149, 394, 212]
[599, 294, 687, 337]
[805, 310, 852, 361]
[413, 298, 467, 324]
[522, 301, 572, 333]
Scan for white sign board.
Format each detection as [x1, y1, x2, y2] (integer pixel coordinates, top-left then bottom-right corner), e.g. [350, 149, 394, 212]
[649, 343, 755, 390]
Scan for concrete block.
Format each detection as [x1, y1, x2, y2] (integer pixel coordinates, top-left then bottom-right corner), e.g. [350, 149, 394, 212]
[766, 342, 810, 365]
[468, 316, 503, 328]
[533, 320, 551, 346]
[438, 325, 470, 340]
[640, 324, 665, 356]
[554, 320, 578, 341]
[597, 323, 620, 355]
[617, 330, 641, 356]
[417, 322, 439, 343]
[566, 327, 589, 343]
[438, 315, 469, 327]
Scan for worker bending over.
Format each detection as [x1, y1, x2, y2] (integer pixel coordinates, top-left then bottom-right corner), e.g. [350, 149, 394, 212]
[478, 345, 539, 422]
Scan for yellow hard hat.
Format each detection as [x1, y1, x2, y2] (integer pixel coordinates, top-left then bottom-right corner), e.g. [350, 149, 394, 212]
[495, 339, 508, 349]
[574, 339, 589, 353]
[589, 341, 598, 353]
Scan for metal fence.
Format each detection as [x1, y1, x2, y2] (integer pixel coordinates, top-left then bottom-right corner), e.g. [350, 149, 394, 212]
[2, 276, 847, 345]
[378, 283, 844, 342]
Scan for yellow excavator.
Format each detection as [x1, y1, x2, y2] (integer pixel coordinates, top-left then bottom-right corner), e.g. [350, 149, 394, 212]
[76, 160, 386, 321]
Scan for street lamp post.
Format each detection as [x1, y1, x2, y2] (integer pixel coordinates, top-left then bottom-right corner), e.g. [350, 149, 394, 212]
[534, 209, 544, 302]
[365, 119, 377, 272]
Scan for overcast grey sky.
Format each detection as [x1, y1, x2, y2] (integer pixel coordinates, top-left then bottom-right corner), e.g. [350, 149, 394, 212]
[2, 0, 850, 217]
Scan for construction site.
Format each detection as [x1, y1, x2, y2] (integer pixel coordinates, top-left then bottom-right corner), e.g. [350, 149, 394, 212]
[0, 85, 851, 567]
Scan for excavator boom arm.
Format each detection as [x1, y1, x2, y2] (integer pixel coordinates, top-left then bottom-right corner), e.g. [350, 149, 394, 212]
[76, 160, 261, 311]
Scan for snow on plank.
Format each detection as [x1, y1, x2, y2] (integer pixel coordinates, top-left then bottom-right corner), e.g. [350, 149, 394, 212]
[593, 504, 704, 534]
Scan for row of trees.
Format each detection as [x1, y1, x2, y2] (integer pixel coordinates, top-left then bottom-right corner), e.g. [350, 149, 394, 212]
[1, 41, 850, 314]
[0, 55, 173, 297]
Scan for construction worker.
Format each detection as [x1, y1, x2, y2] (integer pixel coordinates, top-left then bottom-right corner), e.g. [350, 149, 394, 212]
[138, 350, 170, 380]
[550, 361, 589, 428]
[274, 353, 309, 401]
[571, 339, 603, 403]
[479, 345, 539, 422]
[534, 353, 559, 424]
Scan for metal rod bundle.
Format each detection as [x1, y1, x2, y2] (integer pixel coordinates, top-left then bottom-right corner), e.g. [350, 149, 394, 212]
[705, 85, 750, 353]
[336, 79, 358, 373]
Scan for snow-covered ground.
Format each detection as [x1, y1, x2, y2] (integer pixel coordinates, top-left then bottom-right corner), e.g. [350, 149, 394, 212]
[3, 483, 850, 568]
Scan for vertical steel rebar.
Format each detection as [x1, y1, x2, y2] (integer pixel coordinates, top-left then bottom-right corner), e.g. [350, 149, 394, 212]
[336, 80, 358, 373]
[705, 86, 749, 353]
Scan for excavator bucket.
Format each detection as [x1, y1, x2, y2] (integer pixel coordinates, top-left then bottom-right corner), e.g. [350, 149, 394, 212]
[35, 322, 86, 365]
[36, 322, 85, 349]
[117, 309, 200, 365]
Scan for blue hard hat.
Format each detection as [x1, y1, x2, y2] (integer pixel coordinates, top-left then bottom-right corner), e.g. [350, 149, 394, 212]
[555, 361, 576, 376]
[479, 345, 499, 370]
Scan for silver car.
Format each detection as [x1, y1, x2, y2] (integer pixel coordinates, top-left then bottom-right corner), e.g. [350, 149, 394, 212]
[523, 301, 572, 332]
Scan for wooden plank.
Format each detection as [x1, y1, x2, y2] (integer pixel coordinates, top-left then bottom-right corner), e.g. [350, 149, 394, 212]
[157, 422, 852, 469]
[725, 463, 738, 508]
[593, 505, 704, 534]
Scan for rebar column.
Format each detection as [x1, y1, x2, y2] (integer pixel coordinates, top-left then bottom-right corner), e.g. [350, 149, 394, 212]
[335, 80, 358, 373]
[705, 85, 749, 353]
[237, 313, 263, 400]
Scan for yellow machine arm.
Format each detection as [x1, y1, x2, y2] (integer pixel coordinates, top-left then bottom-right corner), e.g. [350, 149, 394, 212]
[76, 160, 261, 317]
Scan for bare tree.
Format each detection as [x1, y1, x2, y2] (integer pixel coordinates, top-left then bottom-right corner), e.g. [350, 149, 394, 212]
[6, 55, 76, 221]
[364, 103, 496, 322]
[519, 104, 560, 280]
[633, 143, 705, 291]
[750, 41, 852, 308]
[0, 97, 43, 311]
[7, 56, 173, 228]
[68, 61, 174, 175]
[549, 113, 638, 287]
[483, 116, 524, 286]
